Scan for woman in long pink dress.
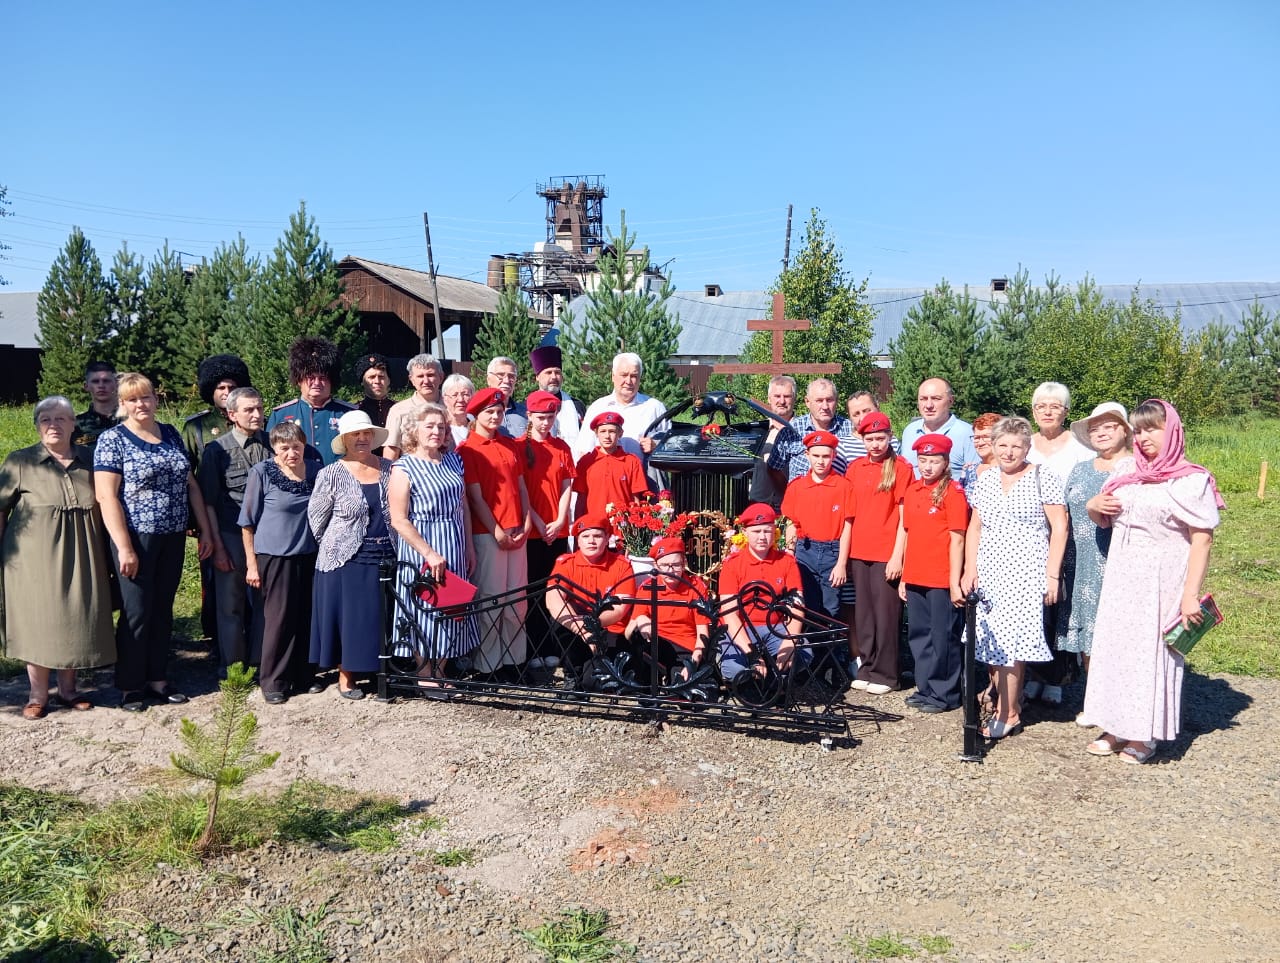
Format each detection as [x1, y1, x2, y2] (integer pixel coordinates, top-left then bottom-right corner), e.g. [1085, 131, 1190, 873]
[1080, 400, 1223, 764]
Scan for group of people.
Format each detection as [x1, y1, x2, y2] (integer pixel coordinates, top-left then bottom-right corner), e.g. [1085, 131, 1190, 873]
[1, 344, 1222, 764]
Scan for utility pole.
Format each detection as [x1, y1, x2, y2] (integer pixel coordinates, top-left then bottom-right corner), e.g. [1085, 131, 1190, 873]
[422, 213, 446, 359]
[781, 204, 793, 273]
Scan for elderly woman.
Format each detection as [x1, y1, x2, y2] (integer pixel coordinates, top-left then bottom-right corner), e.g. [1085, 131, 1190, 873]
[440, 373, 475, 448]
[2, 396, 115, 719]
[1081, 400, 1221, 763]
[388, 404, 477, 690]
[240, 421, 321, 704]
[309, 410, 395, 700]
[1056, 404, 1134, 691]
[960, 416, 1068, 739]
[96, 374, 213, 711]
[962, 412, 1003, 497]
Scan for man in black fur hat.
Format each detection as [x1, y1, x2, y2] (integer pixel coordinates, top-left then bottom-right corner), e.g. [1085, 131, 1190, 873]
[183, 354, 251, 471]
[266, 336, 354, 466]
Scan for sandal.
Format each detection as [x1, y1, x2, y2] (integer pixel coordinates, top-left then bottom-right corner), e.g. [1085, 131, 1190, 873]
[981, 718, 1023, 740]
[22, 701, 47, 721]
[1118, 741, 1157, 764]
[52, 692, 93, 711]
[1086, 734, 1124, 756]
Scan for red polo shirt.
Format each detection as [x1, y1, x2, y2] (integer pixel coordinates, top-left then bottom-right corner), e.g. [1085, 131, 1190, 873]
[845, 455, 912, 562]
[718, 548, 802, 624]
[573, 446, 648, 518]
[519, 434, 576, 524]
[631, 574, 711, 651]
[458, 432, 525, 529]
[901, 479, 969, 589]
[550, 549, 635, 634]
[781, 472, 854, 541]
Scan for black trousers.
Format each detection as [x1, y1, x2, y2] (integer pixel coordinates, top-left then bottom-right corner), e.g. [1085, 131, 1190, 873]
[257, 552, 317, 694]
[113, 531, 185, 692]
[526, 537, 568, 660]
[850, 558, 902, 688]
[905, 584, 963, 709]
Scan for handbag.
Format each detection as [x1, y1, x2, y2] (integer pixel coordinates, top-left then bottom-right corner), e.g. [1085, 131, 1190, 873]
[1162, 594, 1223, 656]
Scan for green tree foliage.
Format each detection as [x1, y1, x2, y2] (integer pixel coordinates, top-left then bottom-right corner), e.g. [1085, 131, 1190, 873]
[470, 283, 540, 399]
[735, 209, 875, 407]
[182, 237, 263, 386]
[106, 242, 146, 370]
[1218, 300, 1280, 416]
[36, 228, 111, 399]
[246, 201, 363, 405]
[170, 662, 279, 853]
[133, 244, 192, 400]
[559, 211, 687, 408]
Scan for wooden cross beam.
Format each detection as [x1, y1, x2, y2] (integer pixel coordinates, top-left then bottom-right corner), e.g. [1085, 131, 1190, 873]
[712, 292, 842, 376]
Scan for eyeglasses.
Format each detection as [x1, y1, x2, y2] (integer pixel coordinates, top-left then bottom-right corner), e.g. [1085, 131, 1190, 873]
[654, 562, 683, 573]
[1033, 403, 1065, 413]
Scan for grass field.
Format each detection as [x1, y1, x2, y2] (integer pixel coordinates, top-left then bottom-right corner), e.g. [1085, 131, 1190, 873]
[1, 404, 1276, 678]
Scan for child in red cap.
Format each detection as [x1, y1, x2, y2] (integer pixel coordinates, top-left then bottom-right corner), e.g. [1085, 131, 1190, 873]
[846, 411, 912, 694]
[626, 536, 714, 692]
[899, 433, 970, 712]
[717, 503, 807, 681]
[573, 410, 649, 520]
[781, 430, 854, 623]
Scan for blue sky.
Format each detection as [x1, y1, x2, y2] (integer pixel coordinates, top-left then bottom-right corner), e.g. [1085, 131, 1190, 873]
[3, 1, 1277, 296]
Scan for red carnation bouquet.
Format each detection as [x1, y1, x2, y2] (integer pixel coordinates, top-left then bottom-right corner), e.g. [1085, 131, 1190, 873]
[606, 492, 695, 557]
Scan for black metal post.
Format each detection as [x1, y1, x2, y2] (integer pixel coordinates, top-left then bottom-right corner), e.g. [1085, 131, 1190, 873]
[376, 560, 396, 702]
[958, 591, 985, 762]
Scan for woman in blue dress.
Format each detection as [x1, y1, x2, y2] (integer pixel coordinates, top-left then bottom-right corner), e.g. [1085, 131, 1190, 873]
[388, 403, 477, 689]
[308, 411, 394, 700]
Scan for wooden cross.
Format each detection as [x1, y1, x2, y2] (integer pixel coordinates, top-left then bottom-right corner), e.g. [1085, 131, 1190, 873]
[711, 292, 842, 376]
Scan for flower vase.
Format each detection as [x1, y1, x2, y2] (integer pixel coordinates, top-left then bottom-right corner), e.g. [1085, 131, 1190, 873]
[628, 554, 655, 577]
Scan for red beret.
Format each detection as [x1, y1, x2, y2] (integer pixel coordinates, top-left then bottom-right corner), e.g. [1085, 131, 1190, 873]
[912, 433, 953, 456]
[525, 390, 561, 414]
[737, 503, 777, 527]
[572, 513, 611, 537]
[803, 430, 839, 450]
[858, 412, 891, 435]
[648, 535, 685, 560]
[466, 388, 505, 417]
[590, 410, 625, 431]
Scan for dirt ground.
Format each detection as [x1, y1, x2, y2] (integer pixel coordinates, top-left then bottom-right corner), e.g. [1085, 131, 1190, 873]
[4, 641, 1278, 962]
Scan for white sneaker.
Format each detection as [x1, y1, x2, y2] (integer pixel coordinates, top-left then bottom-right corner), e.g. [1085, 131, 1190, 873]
[865, 683, 893, 695]
[851, 679, 870, 690]
[1075, 712, 1094, 728]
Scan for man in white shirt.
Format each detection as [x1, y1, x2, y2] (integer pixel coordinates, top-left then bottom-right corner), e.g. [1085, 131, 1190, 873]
[383, 354, 444, 459]
[576, 352, 668, 488]
[900, 377, 978, 481]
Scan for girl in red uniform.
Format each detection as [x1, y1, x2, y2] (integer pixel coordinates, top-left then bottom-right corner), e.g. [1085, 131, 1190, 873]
[898, 434, 969, 712]
[846, 412, 911, 694]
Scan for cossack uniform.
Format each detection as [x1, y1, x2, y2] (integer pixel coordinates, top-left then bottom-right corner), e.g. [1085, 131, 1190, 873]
[266, 398, 355, 468]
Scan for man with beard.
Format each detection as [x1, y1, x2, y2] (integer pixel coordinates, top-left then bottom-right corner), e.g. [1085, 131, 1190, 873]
[529, 344, 585, 450]
[267, 337, 354, 467]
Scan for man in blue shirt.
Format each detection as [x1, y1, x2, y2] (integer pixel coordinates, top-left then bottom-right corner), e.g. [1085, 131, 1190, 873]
[266, 337, 354, 466]
[900, 378, 978, 482]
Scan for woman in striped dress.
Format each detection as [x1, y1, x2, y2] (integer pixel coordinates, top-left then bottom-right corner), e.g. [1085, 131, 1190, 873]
[388, 403, 477, 688]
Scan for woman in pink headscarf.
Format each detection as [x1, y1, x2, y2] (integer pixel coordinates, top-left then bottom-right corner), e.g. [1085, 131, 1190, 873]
[1079, 400, 1223, 764]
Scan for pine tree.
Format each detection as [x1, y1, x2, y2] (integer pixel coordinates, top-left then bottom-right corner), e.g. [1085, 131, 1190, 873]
[36, 227, 111, 399]
[470, 283, 540, 398]
[107, 242, 146, 370]
[133, 244, 192, 400]
[170, 662, 279, 854]
[559, 211, 687, 408]
[182, 237, 263, 391]
[1221, 300, 1280, 415]
[737, 209, 875, 406]
[246, 201, 363, 404]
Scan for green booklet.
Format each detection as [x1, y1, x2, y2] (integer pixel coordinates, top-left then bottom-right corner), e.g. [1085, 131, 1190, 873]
[1163, 594, 1223, 656]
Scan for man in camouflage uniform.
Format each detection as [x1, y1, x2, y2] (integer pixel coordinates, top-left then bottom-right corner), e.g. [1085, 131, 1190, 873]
[266, 337, 353, 467]
[74, 361, 120, 451]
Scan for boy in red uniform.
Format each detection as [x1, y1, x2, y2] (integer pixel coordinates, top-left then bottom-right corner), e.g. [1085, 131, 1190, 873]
[717, 503, 807, 682]
[457, 388, 531, 680]
[573, 411, 649, 520]
[546, 514, 634, 689]
[626, 536, 714, 691]
[781, 430, 854, 621]
[899, 434, 969, 712]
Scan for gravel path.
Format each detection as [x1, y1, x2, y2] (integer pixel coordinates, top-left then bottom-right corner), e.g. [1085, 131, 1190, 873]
[4, 645, 1277, 962]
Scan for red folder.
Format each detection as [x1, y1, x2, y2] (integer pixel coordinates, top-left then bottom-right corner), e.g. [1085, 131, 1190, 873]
[417, 572, 479, 609]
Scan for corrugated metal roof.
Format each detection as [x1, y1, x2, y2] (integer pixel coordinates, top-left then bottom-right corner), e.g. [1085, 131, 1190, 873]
[0, 291, 39, 348]
[570, 282, 1280, 361]
[340, 256, 502, 315]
